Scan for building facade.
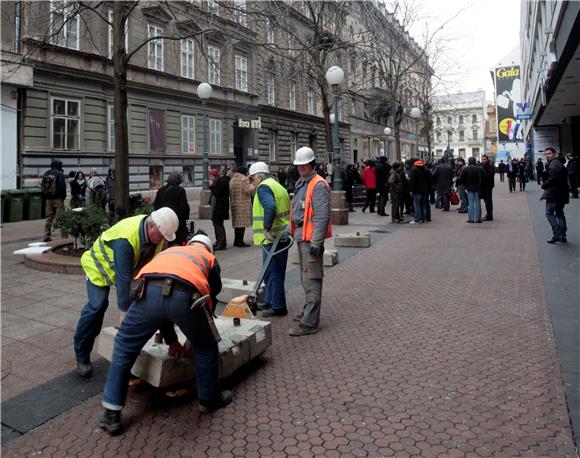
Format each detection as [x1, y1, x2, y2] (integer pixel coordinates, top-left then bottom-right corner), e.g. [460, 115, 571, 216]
[431, 91, 487, 161]
[1, 0, 430, 190]
[520, 0, 580, 159]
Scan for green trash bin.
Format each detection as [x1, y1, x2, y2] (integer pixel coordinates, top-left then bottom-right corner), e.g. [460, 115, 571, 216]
[7, 190, 25, 222]
[1, 190, 10, 224]
[24, 188, 43, 220]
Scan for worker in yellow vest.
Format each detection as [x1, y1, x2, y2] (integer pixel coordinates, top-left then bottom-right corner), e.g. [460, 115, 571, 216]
[74, 207, 179, 378]
[289, 147, 332, 336]
[99, 233, 230, 435]
[249, 161, 291, 317]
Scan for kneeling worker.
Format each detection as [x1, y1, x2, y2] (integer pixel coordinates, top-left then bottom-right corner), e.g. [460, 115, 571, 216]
[99, 233, 231, 434]
[74, 207, 179, 377]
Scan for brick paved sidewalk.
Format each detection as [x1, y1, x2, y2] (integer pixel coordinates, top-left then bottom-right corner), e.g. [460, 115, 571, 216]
[2, 185, 576, 456]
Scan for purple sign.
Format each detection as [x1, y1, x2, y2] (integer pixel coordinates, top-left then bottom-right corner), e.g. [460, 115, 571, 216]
[149, 110, 166, 152]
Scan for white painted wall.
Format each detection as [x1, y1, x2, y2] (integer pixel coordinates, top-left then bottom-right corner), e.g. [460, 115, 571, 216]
[1, 86, 18, 189]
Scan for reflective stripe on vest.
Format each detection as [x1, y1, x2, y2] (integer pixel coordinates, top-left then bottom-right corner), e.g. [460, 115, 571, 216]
[294, 174, 332, 241]
[252, 178, 291, 245]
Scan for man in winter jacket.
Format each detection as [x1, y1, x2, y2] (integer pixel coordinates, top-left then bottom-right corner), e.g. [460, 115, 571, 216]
[480, 155, 495, 221]
[375, 157, 390, 216]
[433, 158, 453, 211]
[566, 154, 578, 199]
[457, 157, 483, 223]
[209, 169, 230, 250]
[42, 159, 67, 241]
[154, 172, 191, 245]
[542, 148, 569, 243]
[408, 161, 430, 224]
[388, 162, 404, 223]
[361, 161, 377, 213]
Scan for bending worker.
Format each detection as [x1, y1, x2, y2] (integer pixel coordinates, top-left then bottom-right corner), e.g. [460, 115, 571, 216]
[74, 207, 179, 377]
[99, 233, 232, 435]
[249, 162, 291, 317]
[289, 147, 332, 336]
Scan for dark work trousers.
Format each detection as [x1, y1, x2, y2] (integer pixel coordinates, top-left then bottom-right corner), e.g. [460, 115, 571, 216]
[377, 190, 388, 216]
[499, 172, 505, 182]
[403, 192, 414, 214]
[508, 176, 516, 192]
[212, 219, 227, 248]
[483, 190, 493, 220]
[363, 188, 376, 213]
[441, 192, 450, 211]
[391, 193, 401, 222]
[536, 173, 542, 185]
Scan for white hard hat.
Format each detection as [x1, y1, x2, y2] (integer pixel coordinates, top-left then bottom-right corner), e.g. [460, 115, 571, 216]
[293, 147, 315, 165]
[150, 207, 178, 242]
[248, 161, 270, 176]
[188, 234, 213, 252]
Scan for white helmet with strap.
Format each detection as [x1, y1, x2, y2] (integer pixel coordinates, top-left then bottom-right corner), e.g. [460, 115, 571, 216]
[293, 147, 315, 165]
[248, 161, 270, 176]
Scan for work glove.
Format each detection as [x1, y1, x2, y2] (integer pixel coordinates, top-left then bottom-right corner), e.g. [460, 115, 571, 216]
[309, 243, 324, 257]
[264, 230, 275, 242]
[168, 342, 185, 358]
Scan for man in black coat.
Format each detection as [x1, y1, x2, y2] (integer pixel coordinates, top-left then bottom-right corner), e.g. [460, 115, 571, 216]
[42, 159, 67, 241]
[480, 155, 495, 221]
[498, 160, 506, 182]
[209, 169, 230, 250]
[153, 172, 191, 245]
[408, 160, 430, 224]
[375, 157, 389, 216]
[542, 148, 569, 243]
[566, 154, 578, 199]
[457, 157, 483, 223]
[433, 158, 453, 211]
[535, 158, 545, 185]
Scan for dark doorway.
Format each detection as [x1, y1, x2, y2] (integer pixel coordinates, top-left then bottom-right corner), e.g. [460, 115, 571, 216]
[233, 125, 253, 167]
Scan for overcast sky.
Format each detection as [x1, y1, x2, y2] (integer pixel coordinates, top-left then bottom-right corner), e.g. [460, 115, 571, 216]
[409, 0, 521, 101]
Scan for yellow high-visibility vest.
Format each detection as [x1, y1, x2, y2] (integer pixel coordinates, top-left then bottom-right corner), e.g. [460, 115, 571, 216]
[252, 178, 290, 245]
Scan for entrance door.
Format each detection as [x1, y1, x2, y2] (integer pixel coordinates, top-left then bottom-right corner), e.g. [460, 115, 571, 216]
[233, 125, 254, 167]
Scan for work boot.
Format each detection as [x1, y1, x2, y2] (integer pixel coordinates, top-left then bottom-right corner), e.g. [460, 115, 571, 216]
[289, 324, 318, 336]
[293, 312, 303, 322]
[99, 409, 122, 435]
[199, 390, 233, 414]
[256, 303, 271, 311]
[77, 361, 93, 378]
[261, 308, 287, 317]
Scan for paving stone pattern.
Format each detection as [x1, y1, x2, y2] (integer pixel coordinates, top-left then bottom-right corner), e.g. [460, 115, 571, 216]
[1, 184, 577, 456]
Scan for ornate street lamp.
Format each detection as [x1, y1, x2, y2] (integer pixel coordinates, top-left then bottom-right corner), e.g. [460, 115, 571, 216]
[197, 82, 212, 190]
[326, 65, 344, 191]
[383, 127, 392, 159]
[410, 107, 421, 159]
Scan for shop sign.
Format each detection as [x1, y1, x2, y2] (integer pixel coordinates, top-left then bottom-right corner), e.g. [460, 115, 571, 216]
[238, 117, 262, 129]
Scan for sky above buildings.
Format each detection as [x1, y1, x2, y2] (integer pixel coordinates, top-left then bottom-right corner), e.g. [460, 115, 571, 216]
[409, 0, 521, 101]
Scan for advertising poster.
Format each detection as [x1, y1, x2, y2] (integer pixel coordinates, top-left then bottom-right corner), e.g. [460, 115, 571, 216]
[495, 66, 523, 143]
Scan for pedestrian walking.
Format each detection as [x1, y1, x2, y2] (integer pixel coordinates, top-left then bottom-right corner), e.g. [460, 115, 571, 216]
[209, 168, 230, 250]
[153, 172, 191, 245]
[507, 159, 517, 193]
[542, 147, 569, 243]
[289, 147, 332, 336]
[41, 159, 67, 242]
[343, 164, 359, 212]
[249, 162, 291, 317]
[498, 160, 506, 182]
[454, 158, 468, 213]
[388, 162, 404, 223]
[458, 157, 483, 223]
[518, 159, 528, 191]
[229, 166, 254, 247]
[99, 234, 232, 435]
[361, 160, 377, 213]
[70, 171, 87, 208]
[566, 154, 578, 199]
[433, 158, 453, 211]
[408, 160, 430, 224]
[536, 158, 545, 185]
[480, 154, 495, 221]
[73, 207, 179, 378]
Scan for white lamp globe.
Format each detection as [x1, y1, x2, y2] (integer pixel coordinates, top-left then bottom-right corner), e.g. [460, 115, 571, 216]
[410, 107, 421, 119]
[329, 114, 336, 124]
[384, 127, 392, 136]
[326, 66, 344, 85]
[197, 83, 212, 99]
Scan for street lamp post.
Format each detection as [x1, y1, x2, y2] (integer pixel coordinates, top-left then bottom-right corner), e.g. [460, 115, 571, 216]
[410, 107, 421, 159]
[383, 127, 391, 159]
[326, 66, 344, 192]
[197, 82, 212, 190]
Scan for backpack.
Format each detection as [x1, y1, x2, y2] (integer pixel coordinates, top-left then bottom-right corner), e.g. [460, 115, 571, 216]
[41, 172, 59, 198]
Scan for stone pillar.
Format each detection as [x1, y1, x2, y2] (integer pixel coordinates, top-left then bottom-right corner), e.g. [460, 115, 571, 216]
[198, 189, 212, 219]
[331, 190, 348, 225]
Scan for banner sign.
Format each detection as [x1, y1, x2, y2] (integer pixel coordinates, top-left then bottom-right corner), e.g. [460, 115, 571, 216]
[515, 101, 533, 120]
[149, 110, 166, 153]
[495, 66, 523, 143]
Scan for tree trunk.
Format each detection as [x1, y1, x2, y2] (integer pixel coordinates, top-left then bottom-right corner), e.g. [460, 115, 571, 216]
[394, 125, 401, 162]
[113, 3, 130, 213]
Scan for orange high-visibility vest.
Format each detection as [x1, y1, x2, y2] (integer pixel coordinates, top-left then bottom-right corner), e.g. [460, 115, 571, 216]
[291, 174, 332, 241]
[135, 244, 216, 308]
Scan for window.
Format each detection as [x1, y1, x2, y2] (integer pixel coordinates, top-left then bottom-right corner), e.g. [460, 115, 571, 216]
[208, 46, 220, 85]
[447, 130, 452, 143]
[149, 110, 166, 152]
[107, 8, 129, 59]
[447, 116, 452, 124]
[181, 115, 196, 153]
[268, 130, 277, 161]
[472, 147, 480, 157]
[209, 119, 222, 154]
[267, 18, 275, 44]
[472, 114, 477, 123]
[459, 148, 466, 156]
[436, 116, 441, 126]
[459, 115, 464, 124]
[472, 129, 478, 140]
[147, 24, 164, 71]
[181, 38, 194, 79]
[307, 82, 315, 115]
[459, 130, 465, 141]
[288, 81, 296, 110]
[350, 55, 356, 84]
[234, 0, 246, 26]
[267, 70, 275, 106]
[288, 34, 295, 57]
[290, 132, 298, 159]
[436, 131, 441, 142]
[107, 105, 115, 151]
[51, 97, 80, 150]
[235, 55, 248, 92]
[50, 0, 79, 50]
[351, 96, 356, 116]
[208, 0, 219, 15]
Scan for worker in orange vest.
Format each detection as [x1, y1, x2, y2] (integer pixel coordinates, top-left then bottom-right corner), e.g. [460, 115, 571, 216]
[289, 147, 332, 336]
[99, 233, 231, 435]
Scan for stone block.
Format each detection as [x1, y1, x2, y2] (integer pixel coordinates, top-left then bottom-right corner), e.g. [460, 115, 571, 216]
[323, 249, 338, 266]
[97, 317, 272, 387]
[334, 232, 371, 247]
[218, 278, 264, 304]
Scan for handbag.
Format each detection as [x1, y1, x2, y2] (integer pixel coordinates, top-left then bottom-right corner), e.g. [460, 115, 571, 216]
[450, 190, 460, 205]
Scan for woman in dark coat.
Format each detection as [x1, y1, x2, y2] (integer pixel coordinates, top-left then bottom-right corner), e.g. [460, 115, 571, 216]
[153, 172, 190, 245]
[517, 160, 527, 191]
[209, 169, 230, 250]
[70, 171, 87, 208]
